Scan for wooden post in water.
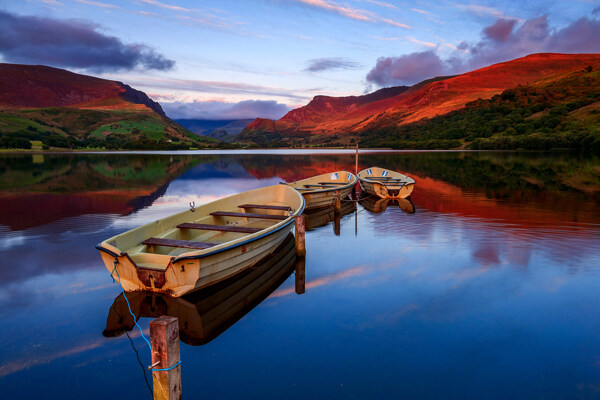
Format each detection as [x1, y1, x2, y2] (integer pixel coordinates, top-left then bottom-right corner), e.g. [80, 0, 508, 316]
[150, 316, 182, 400]
[355, 143, 358, 176]
[334, 190, 341, 215]
[294, 215, 306, 257]
[295, 257, 305, 295]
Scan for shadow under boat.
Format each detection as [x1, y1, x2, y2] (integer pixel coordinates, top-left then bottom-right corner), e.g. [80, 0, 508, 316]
[359, 194, 415, 214]
[303, 200, 356, 235]
[103, 233, 303, 346]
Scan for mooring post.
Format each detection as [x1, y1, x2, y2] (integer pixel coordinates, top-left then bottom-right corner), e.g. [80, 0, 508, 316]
[334, 190, 341, 214]
[150, 316, 182, 400]
[355, 143, 358, 176]
[333, 213, 341, 236]
[294, 215, 306, 257]
[295, 256, 305, 295]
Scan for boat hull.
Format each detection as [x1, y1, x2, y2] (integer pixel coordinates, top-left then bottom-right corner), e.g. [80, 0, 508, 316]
[97, 184, 304, 297]
[288, 171, 357, 211]
[358, 166, 416, 199]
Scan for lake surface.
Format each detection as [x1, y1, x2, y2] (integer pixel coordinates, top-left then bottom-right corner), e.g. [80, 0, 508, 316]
[1, 150, 600, 399]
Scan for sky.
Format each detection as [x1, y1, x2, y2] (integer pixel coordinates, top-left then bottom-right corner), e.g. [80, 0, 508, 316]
[1, 0, 599, 120]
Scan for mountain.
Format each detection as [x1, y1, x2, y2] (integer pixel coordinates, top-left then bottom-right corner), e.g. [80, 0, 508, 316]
[239, 53, 600, 151]
[175, 119, 253, 142]
[0, 64, 214, 150]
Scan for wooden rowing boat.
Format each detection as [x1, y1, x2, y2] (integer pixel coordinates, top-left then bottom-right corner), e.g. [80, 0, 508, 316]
[287, 171, 356, 211]
[103, 233, 298, 345]
[96, 184, 305, 297]
[358, 166, 416, 199]
[359, 194, 415, 214]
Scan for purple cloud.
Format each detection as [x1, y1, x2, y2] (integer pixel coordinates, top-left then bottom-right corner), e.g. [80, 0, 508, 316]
[162, 99, 291, 120]
[366, 51, 445, 86]
[304, 57, 362, 72]
[483, 18, 517, 42]
[0, 10, 174, 72]
[366, 13, 600, 87]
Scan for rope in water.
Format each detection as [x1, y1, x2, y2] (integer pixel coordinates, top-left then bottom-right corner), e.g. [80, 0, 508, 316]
[110, 259, 182, 372]
[111, 260, 152, 349]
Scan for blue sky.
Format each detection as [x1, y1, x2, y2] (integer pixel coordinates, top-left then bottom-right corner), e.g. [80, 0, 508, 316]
[1, 0, 599, 119]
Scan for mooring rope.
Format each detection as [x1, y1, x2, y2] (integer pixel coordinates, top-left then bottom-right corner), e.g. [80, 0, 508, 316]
[111, 259, 152, 350]
[110, 259, 181, 372]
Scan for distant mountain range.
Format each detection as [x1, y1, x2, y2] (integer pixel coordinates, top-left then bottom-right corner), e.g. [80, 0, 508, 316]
[0, 64, 214, 150]
[175, 119, 254, 142]
[239, 53, 600, 152]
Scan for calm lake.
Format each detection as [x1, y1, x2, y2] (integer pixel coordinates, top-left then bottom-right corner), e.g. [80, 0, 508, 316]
[1, 150, 600, 399]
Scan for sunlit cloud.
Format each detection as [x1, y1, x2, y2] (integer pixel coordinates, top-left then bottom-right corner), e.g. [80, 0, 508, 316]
[75, 0, 121, 9]
[457, 4, 522, 22]
[406, 36, 437, 48]
[410, 8, 430, 15]
[291, 0, 410, 28]
[365, 0, 396, 9]
[139, 0, 190, 12]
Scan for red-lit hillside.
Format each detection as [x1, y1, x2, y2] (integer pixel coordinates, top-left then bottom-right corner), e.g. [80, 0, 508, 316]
[240, 53, 600, 143]
[0, 63, 164, 114]
[0, 64, 212, 149]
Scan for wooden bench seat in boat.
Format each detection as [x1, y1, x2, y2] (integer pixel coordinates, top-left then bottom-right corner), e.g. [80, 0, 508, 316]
[238, 204, 292, 211]
[210, 211, 287, 220]
[177, 223, 262, 234]
[303, 184, 342, 188]
[142, 237, 218, 250]
[317, 182, 345, 186]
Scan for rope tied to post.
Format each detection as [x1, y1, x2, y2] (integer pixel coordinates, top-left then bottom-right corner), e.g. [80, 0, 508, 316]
[109, 259, 183, 373]
[110, 258, 152, 350]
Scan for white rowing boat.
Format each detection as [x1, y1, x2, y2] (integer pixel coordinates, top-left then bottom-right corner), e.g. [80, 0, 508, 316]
[96, 184, 304, 297]
[358, 167, 416, 199]
[287, 171, 356, 210]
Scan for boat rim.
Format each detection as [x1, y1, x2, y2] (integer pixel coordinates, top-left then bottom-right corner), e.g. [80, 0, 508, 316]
[96, 186, 305, 264]
[288, 170, 357, 194]
[357, 167, 417, 185]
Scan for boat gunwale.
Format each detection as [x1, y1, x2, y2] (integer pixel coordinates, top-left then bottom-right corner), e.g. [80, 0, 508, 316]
[96, 185, 305, 266]
[287, 171, 357, 194]
[357, 166, 417, 186]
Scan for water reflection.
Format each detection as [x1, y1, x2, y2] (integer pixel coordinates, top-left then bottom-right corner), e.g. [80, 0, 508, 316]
[1, 150, 600, 400]
[304, 201, 356, 235]
[103, 234, 301, 345]
[359, 194, 415, 214]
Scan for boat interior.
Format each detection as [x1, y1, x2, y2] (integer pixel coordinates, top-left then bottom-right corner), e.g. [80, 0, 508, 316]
[287, 171, 356, 193]
[358, 167, 415, 186]
[103, 187, 303, 269]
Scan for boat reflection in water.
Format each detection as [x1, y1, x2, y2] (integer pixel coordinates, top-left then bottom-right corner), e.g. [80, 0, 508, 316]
[359, 193, 415, 214]
[103, 233, 303, 345]
[303, 200, 356, 236]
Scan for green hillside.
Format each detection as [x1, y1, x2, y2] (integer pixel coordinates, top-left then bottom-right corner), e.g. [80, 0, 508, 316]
[0, 107, 216, 150]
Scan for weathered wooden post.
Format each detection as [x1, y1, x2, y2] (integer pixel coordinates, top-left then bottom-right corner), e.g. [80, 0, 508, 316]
[150, 316, 182, 400]
[333, 213, 341, 236]
[295, 256, 305, 295]
[334, 190, 341, 214]
[294, 215, 306, 257]
[355, 143, 359, 176]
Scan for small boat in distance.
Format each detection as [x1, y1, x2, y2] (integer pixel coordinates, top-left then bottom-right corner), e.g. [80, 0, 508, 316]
[96, 185, 304, 297]
[287, 171, 356, 210]
[358, 167, 416, 199]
